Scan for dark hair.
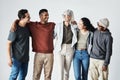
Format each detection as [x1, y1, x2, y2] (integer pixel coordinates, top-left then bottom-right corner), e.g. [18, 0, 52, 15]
[18, 9, 28, 19]
[81, 17, 95, 32]
[39, 9, 48, 15]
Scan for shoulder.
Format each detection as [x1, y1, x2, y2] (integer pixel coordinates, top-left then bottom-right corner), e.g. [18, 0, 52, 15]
[48, 22, 55, 25]
[27, 21, 37, 27]
[106, 33, 113, 40]
[105, 35, 113, 44]
[104, 30, 113, 42]
[9, 30, 16, 34]
[47, 22, 55, 28]
[8, 30, 17, 41]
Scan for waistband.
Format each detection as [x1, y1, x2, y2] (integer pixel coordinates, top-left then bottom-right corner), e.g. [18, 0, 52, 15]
[77, 48, 87, 51]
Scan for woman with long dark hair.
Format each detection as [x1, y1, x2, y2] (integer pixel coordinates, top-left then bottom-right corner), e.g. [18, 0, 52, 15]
[73, 17, 95, 80]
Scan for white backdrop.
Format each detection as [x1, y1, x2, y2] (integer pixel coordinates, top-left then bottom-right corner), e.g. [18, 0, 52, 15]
[0, 0, 120, 80]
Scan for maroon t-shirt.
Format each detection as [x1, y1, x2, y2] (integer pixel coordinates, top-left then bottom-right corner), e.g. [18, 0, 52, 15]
[28, 22, 55, 53]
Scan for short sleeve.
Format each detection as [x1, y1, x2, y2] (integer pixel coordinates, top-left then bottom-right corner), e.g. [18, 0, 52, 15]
[8, 31, 16, 42]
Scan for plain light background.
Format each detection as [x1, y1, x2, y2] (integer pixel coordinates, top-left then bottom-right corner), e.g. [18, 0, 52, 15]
[0, 0, 120, 80]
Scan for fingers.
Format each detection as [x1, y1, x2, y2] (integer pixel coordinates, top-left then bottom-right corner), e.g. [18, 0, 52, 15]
[8, 60, 13, 67]
[8, 63, 12, 67]
[102, 65, 107, 71]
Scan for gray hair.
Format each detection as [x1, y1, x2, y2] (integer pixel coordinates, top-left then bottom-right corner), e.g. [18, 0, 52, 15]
[62, 9, 74, 22]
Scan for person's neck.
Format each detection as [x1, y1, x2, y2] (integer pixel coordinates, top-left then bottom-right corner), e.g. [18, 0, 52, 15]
[64, 21, 70, 27]
[18, 21, 26, 27]
[40, 21, 48, 24]
[98, 28, 107, 32]
[80, 29, 88, 34]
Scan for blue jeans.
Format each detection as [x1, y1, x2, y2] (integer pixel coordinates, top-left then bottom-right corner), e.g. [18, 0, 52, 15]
[9, 58, 28, 80]
[73, 50, 90, 80]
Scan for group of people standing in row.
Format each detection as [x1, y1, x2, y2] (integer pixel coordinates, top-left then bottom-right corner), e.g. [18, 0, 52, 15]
[7, 8, 113, 80]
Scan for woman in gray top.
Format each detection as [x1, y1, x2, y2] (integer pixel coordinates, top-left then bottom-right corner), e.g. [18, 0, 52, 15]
[73, 17, 95, 80]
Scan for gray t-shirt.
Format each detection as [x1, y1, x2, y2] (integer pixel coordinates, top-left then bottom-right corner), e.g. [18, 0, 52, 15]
[77, 31, 89, 50]
[8, 25, 30, 62]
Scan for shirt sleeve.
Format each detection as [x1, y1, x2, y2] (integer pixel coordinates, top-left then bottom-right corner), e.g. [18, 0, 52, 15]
[54, 23, 58, 38]
[8, 31, 16, 42]
[104, 35, 113, 66]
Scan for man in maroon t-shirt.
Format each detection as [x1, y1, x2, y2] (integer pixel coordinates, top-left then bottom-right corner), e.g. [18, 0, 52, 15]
[28, 9, 55, 80]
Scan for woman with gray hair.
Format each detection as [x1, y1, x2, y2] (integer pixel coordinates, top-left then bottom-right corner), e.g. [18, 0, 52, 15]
[54, 9, 77, 80]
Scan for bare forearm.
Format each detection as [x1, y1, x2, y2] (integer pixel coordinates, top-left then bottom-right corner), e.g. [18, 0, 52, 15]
[7, 42, 11, 59]
[7, 41, 12, 67]
[10, 19, 19, 32]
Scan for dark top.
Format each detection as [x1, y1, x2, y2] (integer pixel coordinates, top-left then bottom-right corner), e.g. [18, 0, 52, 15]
[8, 24, 30, 62]
[62, 23, 73, 44]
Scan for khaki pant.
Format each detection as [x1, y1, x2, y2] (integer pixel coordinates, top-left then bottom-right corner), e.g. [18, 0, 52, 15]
[33, 53, 54, 80]
[56, 44, 74, 80]
[88, 58, 109, 80]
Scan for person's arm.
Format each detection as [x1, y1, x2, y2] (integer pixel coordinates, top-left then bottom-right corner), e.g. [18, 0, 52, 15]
[102, 35, 113, 71]
[10, 19, 19, 32]
[7, 40, 12, 67]
[53, 23, 57, 39]
[7, 30, 16, 67]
